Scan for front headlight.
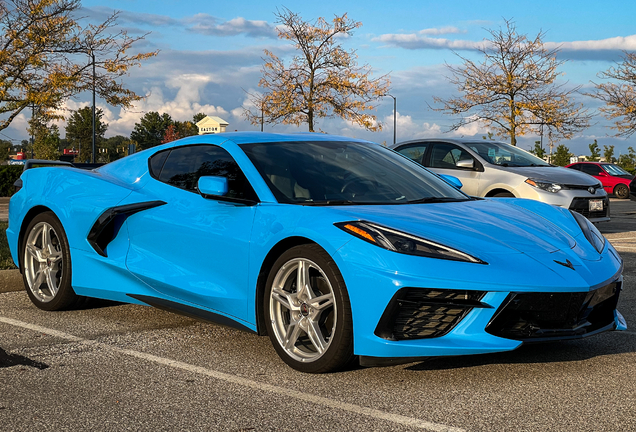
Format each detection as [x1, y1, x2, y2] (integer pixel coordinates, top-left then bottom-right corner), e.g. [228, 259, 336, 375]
[335, 221, 487, 264]
[571, 211, 605, 253]
[525, 178, 562, 193]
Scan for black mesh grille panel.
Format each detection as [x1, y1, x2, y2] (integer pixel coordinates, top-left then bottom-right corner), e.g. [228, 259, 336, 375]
[569, 197, 609, 219]
[485, 281, 621, 341]
[375, 288, 488, 341]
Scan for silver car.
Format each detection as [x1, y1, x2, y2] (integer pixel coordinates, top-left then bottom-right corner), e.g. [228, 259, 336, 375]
[393, 139, 609, 222]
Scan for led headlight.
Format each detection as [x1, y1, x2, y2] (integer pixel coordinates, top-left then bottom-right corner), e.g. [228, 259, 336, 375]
[335, 221, 486, 264]
[571, 211, 605, 253]
[525, 178, 562, 193]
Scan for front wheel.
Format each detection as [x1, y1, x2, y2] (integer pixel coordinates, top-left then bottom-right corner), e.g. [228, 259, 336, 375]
[21, 212, 81, 311]
[614, 183, 629, 199]
[264, 244, 354, 373]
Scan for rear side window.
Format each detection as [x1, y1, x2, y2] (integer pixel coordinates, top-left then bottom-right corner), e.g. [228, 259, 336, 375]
[430, 143, 473, 169]
[157, 145, 257, 200]
[581, 164, 603, 176]
[568, 164, 582, 171]
[149, 149, 170, 178]
[396, 144, 428, 165]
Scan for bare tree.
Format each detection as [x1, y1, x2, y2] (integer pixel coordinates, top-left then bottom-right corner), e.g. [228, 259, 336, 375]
[244, 8, 390, 132]
[434, 19, 590, 145]
[587, 51, 636, 137]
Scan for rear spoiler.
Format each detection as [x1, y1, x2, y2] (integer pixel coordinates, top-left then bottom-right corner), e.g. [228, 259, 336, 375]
[13, 159, 104, 193]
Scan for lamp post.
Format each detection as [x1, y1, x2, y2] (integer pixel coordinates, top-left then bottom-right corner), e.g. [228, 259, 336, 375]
[30, 104, 35, 159]
[385, 94, 396, 146]
[91, 51, 96, 163]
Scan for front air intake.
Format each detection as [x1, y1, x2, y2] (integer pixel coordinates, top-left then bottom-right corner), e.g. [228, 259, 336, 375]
[375, 288, 488, 340]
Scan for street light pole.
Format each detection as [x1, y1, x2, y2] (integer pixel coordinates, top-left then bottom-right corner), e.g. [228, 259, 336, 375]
[385, 94, 397, 146]
[30, 104, 34, 159]
[91, 51, 96, 164]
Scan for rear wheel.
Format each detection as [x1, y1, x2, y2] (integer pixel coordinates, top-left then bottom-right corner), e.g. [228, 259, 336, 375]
[614, 183, 629, 199]
[264, 244, 354, 373]
[21, 212, 80, 311]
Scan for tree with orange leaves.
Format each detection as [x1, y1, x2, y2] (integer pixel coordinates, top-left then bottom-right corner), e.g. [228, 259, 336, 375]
[161, 124, 180, 144]
[0, 0, 157, 132]
[245, 8, 390, 132]
[434, 20, 590, 146]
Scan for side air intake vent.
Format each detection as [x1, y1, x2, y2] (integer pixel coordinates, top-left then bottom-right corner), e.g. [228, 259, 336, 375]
[375, 288, 489, 340]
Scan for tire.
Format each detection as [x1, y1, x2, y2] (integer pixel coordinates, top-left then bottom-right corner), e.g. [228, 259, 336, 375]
[614, 183, 629, 199]
[264, 244, 355, 373]
[21, 212, 81, 311]
[492, 191, 515, 197]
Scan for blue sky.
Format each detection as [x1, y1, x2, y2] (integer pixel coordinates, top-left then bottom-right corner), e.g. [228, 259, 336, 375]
[5, 0, 636, 155]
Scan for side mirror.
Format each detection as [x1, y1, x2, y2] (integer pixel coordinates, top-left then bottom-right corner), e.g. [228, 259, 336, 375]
[440, 174, 463, 190]
[456, 158, 475, 169]
[597, 171, 608, 177]
[198, 176, 228, 197]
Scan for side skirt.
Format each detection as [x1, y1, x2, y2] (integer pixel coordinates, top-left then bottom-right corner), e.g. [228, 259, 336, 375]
[127, 294, 257, 335]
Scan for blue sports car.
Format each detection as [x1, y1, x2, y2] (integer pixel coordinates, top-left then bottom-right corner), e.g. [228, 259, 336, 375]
[7, 132, 626, 373]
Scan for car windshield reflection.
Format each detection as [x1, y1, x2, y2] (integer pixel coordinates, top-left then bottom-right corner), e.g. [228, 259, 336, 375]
[241, 141, 470, 205]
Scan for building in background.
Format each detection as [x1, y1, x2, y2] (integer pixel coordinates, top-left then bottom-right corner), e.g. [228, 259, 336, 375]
[196, 116, 229, 135]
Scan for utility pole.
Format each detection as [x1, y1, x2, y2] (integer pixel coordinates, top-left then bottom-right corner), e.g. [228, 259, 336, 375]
[30, 104, 34, 159]
[385, 94, 397, 146]
[91, 51, 96, 163]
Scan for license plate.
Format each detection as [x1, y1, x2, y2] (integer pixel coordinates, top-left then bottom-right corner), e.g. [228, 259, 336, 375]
[589, 199, 603, 212]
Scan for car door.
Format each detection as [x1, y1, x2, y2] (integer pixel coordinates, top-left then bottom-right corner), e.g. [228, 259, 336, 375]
[427, 142, 481, 196]
[125, 144, 258, 323]
[580, 164, 611, 193]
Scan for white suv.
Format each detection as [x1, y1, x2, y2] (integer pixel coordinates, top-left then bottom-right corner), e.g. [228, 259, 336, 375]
[393, 139, 609, 222]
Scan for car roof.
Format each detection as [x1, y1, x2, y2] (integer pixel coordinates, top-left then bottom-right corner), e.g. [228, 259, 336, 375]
[391, 138, 509, 150]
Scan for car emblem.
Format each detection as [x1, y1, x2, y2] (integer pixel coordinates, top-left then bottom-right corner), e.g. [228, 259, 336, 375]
[588, 186, 596, 194]
[300, 303, 310, 316]
[554, 259, 575, 270]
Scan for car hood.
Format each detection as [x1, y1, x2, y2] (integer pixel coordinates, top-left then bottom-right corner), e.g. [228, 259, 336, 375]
[500, 166, 599, 186]
[329, 198, 580, 259]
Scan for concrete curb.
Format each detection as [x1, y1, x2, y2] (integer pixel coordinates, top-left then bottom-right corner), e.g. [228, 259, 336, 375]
[0, 269, 23, 293]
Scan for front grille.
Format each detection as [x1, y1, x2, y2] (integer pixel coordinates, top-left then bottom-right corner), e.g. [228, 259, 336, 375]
[569, 197, 609, 219]
[375, 288, 488, 340]
[485, 281, 621, 341]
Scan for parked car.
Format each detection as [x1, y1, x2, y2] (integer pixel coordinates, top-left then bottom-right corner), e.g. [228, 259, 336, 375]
[630, 177, 636, 201]
[393, 139, 609, 222]
[8, 133, 625, 373]
[566, 161, 634, 199]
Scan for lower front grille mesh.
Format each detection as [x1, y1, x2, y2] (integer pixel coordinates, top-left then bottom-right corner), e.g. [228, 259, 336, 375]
[375, 288, 488, 341]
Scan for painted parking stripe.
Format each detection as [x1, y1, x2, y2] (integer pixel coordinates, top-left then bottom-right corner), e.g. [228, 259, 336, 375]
[0, 316, 464, 432]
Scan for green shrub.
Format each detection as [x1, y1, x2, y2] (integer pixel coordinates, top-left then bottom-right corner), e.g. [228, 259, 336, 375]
[0, 165, 23, 197]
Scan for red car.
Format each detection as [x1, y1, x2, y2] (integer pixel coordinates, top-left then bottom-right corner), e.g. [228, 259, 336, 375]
[566, 162, 634, 199]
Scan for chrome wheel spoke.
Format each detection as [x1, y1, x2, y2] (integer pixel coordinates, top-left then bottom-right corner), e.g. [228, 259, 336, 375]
[306, 320, 327, 354]
[272, 287, 296, 311]
[45, 269, 58, 297]
[284, 322, 302, 350]
[32, 268, 45, 288]
[26, 244, 43, 262]
[42, 226, 53, 255]
[296, 260, 313, 301]
[309, 293, 333, 312]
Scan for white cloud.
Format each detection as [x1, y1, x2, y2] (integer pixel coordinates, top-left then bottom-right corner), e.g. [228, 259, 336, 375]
[185, 14, 277, 38]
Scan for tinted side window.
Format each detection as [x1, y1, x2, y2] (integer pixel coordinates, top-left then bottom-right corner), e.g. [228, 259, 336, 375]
[581, 164, 602, 176]
[158, 145, 257, 200]
[149, 149, 170, 178]
[568, 164, 582, 171]
[430, 143, 473, 169]
[397, 144, 428, 165]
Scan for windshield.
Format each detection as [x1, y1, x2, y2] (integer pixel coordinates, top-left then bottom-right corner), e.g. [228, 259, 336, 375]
[465, 142, 551, 167]
[601, 164, 630, 176]
[240, 141, 469, 205]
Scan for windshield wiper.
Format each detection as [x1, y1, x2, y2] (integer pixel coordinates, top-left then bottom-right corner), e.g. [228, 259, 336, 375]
[302, 200, 377, 206]
[405, 197, 468, 204]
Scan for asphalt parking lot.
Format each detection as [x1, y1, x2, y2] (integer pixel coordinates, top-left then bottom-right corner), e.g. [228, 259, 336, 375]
[1, 199, 635, 432]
